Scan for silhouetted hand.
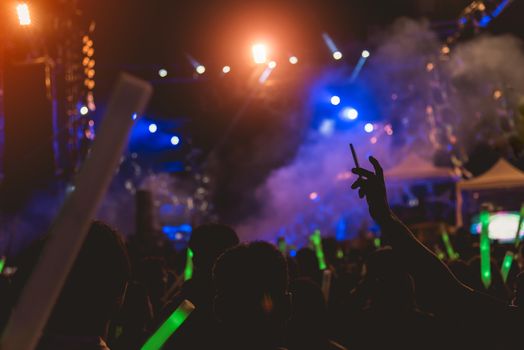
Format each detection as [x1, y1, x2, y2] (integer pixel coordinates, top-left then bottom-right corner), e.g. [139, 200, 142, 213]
[351, 156, 393, 224]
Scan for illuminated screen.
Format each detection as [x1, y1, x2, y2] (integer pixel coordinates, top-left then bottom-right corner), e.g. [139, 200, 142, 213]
[470, 211, 524, 242]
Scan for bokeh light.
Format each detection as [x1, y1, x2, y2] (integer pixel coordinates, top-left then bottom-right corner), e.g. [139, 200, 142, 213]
[170, 136, 180, 146]
[341, 107, 358, 120]
[158, 68, 168, 77]
[289, 56, 298, 64]
[222, 65, 231, 74]
[196, 65, 206, 74]
[252, 43, 268, 64]
[148, 123, 158, 133]
[364, 123, 374, 133]
[333, 51, 343, 60]
[330, 95, 341, 106]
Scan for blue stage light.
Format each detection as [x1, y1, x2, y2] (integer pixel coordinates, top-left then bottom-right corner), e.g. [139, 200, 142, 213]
[330, 95, 340, 106]
[341, 107, 358, 120]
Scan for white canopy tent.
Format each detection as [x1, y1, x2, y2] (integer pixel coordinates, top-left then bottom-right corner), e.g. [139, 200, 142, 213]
[456, 158, 524, 226]
[385, 153, 456, 181]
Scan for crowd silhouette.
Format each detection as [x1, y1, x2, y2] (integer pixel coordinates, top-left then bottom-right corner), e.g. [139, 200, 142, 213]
[1, 156, 523, 350]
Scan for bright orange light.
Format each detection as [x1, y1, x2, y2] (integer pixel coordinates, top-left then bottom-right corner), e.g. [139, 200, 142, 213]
[252, 43, 268, 64]
[16, 3, 31, 26]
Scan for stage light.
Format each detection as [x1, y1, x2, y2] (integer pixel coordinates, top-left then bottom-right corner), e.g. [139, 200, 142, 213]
[80, 106, 89, 115]
[268, 60, 277, 69]
[252, 43, 268, 64]
[87, 69, 95, 78]
[16, 3, 31, 26]
[341, 107, 358, 120]
[222, 65, 231, 74]
[493, 89, 502, 100]
[370, 136, 378, 144]
[426, 62, 434, 72]
[88, 59, 95, 68]
[148, 123, 158, 133]
[364, 123, 374, 133]
[158, 69, 168, 77]
[196, 65, 206, 74]
[289, 56, 298, 64]
[170, 136, 180, 146]
[361, 50, 370, 58]
[330, 96, 340, 106]
[82, 57, 90, 66]
[132, 113, 138, 120]
[309, 192, 319, 201]
[333, 51, 343, 60]
[87, 48, 95, 57]
[319, 119, 335, 136]
[441, 45, 450, 55]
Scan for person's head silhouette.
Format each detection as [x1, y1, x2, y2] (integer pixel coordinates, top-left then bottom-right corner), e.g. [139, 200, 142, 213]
[44, 221, 131, 339]
[213, 241, 291, 349]
[189, 223, 239, 278]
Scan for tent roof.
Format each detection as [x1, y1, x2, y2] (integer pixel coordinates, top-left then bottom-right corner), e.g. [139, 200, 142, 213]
[385, 153, 456, 181]
[457, 158, 524, 190]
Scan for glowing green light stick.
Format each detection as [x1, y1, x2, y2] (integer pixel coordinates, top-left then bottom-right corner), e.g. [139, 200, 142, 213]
[501, 251, 514, 283]
[277, 237, 287, 255]
[373, 237, 381, 249]
[500, 204, 524, 283]
[480, 210, 492, 289]
[141, 299, 195, 350]
[310, 230, 327, 270]
[184, 248, 193, 281]
[441, 229, 459, 260]
[512, 204, 524, 247]
[336, 248, 344, 259]
[0, 257, 5, 274]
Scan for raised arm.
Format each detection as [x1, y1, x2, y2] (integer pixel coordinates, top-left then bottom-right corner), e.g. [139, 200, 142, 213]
[351, 156, 472, 307]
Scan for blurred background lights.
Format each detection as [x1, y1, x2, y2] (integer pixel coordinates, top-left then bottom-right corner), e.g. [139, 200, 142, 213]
[222, 65, 231, 74]
[364, 123, 374, 133]
[196, 65, 206, 74]
[341, 107, 358, 120]
[158, 68, 168, 77]
[252, 43, 268, 64]
[16, 3, 31, 26]
[289, 56, 298, 64]
[79, 106, 89, 115]
[330, 95, 340, 106]
[268, 60, 277, 69]
[170, 136, 180, 146]
[361, 50, 370, 58]
[148, 123, 158, 133]
[332, 51, 343, 60]
[309, 192, 319, 200]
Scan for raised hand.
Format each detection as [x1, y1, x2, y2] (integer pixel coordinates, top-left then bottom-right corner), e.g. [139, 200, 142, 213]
[351, 156, 392, 224]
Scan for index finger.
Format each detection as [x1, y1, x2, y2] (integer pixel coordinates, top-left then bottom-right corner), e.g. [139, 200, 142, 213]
[368, 156, 384, 179]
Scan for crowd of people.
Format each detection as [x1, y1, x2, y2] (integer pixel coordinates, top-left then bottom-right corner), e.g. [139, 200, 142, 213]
[1, 156, 523, 350]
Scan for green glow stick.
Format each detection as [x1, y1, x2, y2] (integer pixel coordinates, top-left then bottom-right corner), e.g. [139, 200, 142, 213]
[512, 204, 524, 247]
[336, 248, 344, 259]
[277, 238, 287, 255]
[310, 230, 327, 270]
[501, 251, 514, 283]
[480, 210, 492, 289]
[0, 257, 5, 274]
[373, 237, 381, 249]
[500, 204, 524, 283]
[441, 229, 459, 260]
[141, 299, 195, 350]
[184, 248, 193, 281]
